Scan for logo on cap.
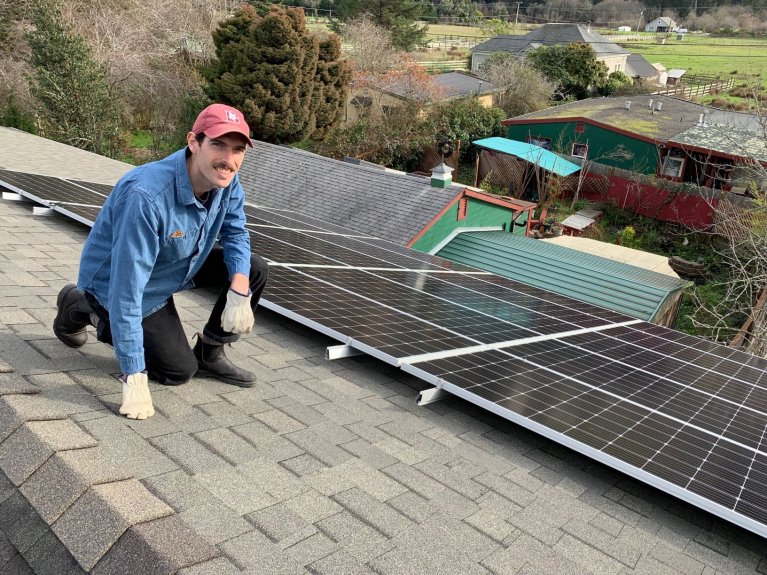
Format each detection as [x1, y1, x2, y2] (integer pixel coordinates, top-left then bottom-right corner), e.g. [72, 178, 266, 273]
[225, 110, 240, 123]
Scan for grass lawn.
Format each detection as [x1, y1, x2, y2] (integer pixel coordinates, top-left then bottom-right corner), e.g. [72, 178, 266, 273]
[618, 34, 767, 82]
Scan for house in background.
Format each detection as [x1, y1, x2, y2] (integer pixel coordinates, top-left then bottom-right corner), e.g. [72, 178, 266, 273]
[644, 16, 678, 32]
[345, 72, 499, 123]
[501, 95, 766, 227]
[470, 23, 631, 75]
[617, 25, 632, 32]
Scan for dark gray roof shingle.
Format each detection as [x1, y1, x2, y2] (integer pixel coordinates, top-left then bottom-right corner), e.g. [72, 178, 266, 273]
[474, 23, 629, 57]
[625, 54, 658, 78]
[238, 142, 464, 246]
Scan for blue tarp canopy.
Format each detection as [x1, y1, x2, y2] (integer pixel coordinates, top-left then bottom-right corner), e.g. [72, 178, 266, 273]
[473, 137, 581, 177]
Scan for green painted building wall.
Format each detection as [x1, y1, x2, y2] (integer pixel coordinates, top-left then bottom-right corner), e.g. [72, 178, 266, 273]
[505, 122, 659, 175]
[410, 197, 528, 253]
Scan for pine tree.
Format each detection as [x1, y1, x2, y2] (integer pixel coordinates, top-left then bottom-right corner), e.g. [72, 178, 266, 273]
[206, 5, 349, 144]
[311, 35, 351, 140]
[25, 0, 119, 155]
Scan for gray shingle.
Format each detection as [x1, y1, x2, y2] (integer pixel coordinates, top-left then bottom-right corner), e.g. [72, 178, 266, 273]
[239, 142, 462, 247]
[178, 502, 253, 545]
[0, 491, 49, 554]
[0, 419, 98, 486]
[51, 479, 173, 570]
[19, 446, 131, 524]
[91, 515, 219, 575]
[21, 530, 85, 575]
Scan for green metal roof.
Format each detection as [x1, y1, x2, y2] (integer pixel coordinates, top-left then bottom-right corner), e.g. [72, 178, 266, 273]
[473, 137, 581, 176]
[436, 231, 691, 322]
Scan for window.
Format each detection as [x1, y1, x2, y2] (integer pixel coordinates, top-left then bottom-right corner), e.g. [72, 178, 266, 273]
[571, 143, 588, 158]
[529, 137, 551, 150]
[661, 156, 685, 178]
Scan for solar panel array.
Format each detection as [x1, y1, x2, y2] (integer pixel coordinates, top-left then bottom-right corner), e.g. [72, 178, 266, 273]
[2, 166, 767, 538]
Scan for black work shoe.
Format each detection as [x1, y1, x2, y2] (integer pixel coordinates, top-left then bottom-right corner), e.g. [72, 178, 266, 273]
[193, 337, 256, 388]
[53, 284, 92, 348]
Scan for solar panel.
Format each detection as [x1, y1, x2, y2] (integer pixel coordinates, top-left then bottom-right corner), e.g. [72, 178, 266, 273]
[402, 323, 767, 534]
[4, 167, 767, 537]
[0, 169, 107, 207]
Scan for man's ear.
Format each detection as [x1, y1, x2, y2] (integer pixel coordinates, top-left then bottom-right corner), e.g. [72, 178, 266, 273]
[186, 132, 198, 150]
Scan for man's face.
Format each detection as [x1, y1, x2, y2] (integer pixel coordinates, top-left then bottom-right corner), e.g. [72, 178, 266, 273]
[187, 132, 248, 192]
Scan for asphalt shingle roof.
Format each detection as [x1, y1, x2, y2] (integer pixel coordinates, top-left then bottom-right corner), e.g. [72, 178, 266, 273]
[1, 135, 767, 574]
[624, 54, 659, 78]
[506, 95, 765, 141]
[473, 23, 629, 57]
[238, 142, 464, 246]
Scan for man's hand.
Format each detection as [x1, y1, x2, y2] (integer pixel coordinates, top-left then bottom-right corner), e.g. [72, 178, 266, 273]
[221, 288, 254, 333]
[119, 372, 155, 420]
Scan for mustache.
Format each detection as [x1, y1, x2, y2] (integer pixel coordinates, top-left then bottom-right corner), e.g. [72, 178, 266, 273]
[213, 162, 235, 171]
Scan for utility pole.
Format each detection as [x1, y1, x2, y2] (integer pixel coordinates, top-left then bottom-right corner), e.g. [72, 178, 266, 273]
[636, 9, 644, 32]
[514, 2, 520, 30]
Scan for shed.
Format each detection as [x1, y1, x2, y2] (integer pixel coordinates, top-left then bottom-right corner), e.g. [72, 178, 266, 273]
[434, 230, 692, 326]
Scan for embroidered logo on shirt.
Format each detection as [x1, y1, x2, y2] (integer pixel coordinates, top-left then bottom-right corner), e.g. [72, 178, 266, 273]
[170, 229, 184, 238]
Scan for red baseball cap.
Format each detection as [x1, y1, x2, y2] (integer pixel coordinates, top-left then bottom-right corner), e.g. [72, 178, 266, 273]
[192, 103, 253, 147]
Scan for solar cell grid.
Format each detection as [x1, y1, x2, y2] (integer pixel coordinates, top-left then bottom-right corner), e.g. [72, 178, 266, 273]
[0, 169, 107, 206]
[66, 179, 114, 196]
[262, 266, 476, 359]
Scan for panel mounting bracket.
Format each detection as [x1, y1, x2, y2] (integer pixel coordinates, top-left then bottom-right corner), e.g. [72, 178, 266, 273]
[2, 192, 23, 201]
[325, 344, 363, 360]
[416, 386, 450, 406]
[32, 206, 54, 216]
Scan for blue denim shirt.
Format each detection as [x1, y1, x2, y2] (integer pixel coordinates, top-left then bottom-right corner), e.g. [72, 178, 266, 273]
[78, 148, 251, 375]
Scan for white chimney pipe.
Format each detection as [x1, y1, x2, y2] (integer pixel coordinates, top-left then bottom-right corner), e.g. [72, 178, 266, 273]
[624, 101, 632, 110]
[655, 101, 662, 111]
[648, 99, 653, 108]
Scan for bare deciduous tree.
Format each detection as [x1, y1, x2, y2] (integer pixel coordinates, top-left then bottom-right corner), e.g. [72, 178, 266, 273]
[478, 52, 559, 118]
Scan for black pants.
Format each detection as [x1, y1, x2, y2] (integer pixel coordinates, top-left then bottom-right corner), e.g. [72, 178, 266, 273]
[88, 246, 269, 385]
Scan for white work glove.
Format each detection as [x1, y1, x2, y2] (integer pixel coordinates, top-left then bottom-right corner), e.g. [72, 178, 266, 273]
[221, 288, 254, 334]
[119, 372, 155, 420]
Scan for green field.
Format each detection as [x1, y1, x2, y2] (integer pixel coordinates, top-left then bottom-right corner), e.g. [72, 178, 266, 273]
[622, 34, 767, 82]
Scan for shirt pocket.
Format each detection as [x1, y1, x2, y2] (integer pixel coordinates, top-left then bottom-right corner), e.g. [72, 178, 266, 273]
[158, 226, 200, 262]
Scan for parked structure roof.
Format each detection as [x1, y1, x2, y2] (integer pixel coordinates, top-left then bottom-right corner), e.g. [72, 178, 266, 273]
[435, 230, 690, 323]
[472, 23, 630, 57]
[473, 137, 581, 176]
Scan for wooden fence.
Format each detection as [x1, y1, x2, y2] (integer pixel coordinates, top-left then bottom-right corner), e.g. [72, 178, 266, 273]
[655, 76, 734, 98]
[419, 60, 469, 73]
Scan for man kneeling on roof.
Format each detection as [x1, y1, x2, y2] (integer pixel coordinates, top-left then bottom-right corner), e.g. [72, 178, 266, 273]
[52, 103, 269, 420]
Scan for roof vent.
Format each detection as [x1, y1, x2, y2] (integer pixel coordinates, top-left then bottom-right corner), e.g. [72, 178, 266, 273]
[698, 113, 707, 127]
[647, 98, 653, 109]
[624, 101, 632, 110]
[654, 101, 663, 111]
[430, 162, 454, 189]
